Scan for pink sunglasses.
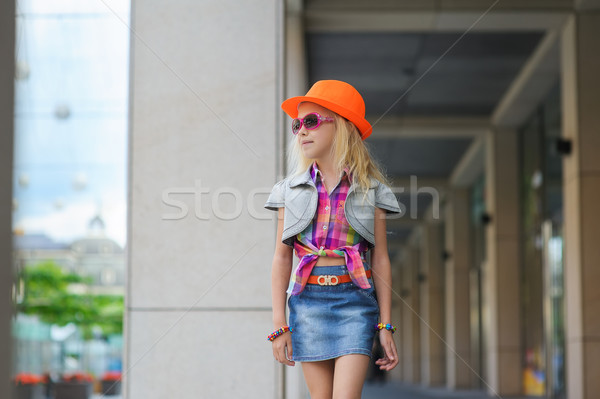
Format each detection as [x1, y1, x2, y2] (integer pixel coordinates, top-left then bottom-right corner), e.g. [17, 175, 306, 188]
[292, 113, 334, 135]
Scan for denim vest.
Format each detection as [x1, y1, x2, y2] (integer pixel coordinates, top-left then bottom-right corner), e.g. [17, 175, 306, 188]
[264, 165, 401, 248]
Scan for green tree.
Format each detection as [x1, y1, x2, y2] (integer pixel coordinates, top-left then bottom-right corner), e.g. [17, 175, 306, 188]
[92, 294, 124, 336]
[17, 261, 123, 339]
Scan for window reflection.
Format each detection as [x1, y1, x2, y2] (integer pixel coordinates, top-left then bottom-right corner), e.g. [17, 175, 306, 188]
[13, 0, 129, 384]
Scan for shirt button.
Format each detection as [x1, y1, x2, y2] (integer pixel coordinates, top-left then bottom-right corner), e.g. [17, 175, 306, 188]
[325, 206, 329, 211]
[322, 225, 327, 230]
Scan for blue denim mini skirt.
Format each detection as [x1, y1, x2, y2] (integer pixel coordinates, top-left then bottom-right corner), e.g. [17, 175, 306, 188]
[287, 263, 379, 362]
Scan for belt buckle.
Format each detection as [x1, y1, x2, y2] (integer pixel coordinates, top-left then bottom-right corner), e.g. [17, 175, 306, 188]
[317, 275, 339, 286]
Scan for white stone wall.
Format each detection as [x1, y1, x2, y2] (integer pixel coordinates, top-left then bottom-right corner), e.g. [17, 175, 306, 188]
[126, 1, 282, 397]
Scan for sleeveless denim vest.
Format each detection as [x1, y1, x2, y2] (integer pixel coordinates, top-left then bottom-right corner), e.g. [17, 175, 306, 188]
[264, 165, 401, 248]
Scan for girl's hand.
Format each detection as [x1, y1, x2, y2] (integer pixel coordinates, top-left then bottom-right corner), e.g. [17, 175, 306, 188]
[272, 332, 295, 367]
[375, 330, 398, 371]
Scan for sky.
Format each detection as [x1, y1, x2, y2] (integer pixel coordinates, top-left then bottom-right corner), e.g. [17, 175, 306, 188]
[13, 0, 131, 247]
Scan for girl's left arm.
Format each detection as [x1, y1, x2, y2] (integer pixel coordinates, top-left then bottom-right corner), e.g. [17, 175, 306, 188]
[370, 206, 399, 371]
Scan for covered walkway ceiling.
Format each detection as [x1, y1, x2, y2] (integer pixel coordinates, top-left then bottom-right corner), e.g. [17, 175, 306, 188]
[308, 31, 544, 118]
[307, 30, 544, 179]
[296, 0, 568, 245]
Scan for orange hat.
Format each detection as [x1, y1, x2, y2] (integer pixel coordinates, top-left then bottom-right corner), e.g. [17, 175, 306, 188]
[281, 80, 372, 140]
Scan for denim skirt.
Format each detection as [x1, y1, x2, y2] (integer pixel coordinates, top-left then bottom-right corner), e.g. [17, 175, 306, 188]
[287, 263, 380, 362]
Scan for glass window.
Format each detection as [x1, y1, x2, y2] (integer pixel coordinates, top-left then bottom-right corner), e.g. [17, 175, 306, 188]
[13, 0, 129, 378]
[519, 81, 564, 397]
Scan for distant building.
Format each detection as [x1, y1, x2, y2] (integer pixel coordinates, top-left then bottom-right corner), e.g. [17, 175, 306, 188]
[13, 232, 74, 272]
[70, 215, 125, 295]
[13, 214, 125, 296]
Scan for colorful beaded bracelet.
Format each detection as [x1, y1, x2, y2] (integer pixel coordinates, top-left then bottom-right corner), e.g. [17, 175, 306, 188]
[375, 323, 397, 333]
[267, 326, 292, 342]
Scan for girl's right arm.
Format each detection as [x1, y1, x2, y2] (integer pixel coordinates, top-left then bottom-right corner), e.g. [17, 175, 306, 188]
[271, 207, 295, 366]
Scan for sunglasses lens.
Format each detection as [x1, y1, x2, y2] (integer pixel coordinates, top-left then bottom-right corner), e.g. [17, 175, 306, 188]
[292, 119, 301, 134]
[303, 114, 319, 130]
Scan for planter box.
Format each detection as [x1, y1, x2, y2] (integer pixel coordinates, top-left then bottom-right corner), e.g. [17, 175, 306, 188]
[14, 385, 44, 399]
[101, 380, 122, 395]
[54, 381, 93, 399]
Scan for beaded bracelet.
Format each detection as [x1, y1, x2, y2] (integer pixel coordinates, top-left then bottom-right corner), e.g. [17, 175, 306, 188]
[375, 322, 397, 333]
[267, 326, 292, 342]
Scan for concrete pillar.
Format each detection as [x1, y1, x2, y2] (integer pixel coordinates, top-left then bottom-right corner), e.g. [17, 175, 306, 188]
[284, 3, 308, 102]
[420, 223, 445, 386]
[281, 4, 306, 181]
[401, 243, 421, 383]
[444, 188, 472, 389]
[0, 0, 15, 397]
[283, 4, 309, 398]
[389, 243, 404, 382]
[560, 12, 600, 399]
[126, 1, 282, 398]
[484, 128, 521, 395]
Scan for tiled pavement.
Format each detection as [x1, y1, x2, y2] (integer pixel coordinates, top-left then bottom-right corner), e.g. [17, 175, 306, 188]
[87, 383, 535, 398]
[362, 381, 535, 399]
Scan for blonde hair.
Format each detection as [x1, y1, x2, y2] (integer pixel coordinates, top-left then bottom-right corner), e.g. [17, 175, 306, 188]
[287, 113, 391, 203]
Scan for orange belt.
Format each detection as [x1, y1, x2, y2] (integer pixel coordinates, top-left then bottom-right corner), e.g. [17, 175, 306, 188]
[307, 269, 372, 286]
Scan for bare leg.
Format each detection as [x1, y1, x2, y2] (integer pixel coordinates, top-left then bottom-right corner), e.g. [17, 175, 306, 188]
[301, 359, 335, 399]
[332, 354, 371, 399]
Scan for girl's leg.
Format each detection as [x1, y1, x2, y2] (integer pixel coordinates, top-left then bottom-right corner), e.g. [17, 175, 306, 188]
[331, 354, 371, 399]
[301, 359, 335, 399]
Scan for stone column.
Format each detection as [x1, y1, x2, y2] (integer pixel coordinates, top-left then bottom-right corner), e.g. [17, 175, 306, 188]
[281, 3, 306, 181]
[284, 4, 308, 102]
[484, 128, 521, 395]
[560, 12, 600, 399]
[444, 188, 472, 389]
[0, 0, 15, 397]
[401, 243, 421, 383]
[388, 242, 404, 382]
[126, 1, 282, 398]
[283, 3, 309, 398]
[420, 223, 445, 386]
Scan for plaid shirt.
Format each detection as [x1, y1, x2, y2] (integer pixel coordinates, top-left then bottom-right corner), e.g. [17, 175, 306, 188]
[288, 161, 371, 295]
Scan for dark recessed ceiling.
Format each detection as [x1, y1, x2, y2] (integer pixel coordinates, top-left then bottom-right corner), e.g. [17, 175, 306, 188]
[306, 31, 545, 118]
[368, 137, 473, 177]
[395, 191, 436, 221]
[304, 30, 544, 242]
[387, 225, 413, 242]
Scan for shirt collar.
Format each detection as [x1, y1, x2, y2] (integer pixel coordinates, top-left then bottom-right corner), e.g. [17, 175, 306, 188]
[310, 161, 352, 185]
[290, 161, 373, 188]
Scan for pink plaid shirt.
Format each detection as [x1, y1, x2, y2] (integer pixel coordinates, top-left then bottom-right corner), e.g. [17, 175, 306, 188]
[288, 161, 371, 295]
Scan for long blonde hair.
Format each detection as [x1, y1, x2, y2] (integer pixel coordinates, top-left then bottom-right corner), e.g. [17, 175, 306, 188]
[287, 113, 391, 202]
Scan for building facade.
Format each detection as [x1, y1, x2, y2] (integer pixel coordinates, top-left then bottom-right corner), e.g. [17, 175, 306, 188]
[2, 1, 600, 398]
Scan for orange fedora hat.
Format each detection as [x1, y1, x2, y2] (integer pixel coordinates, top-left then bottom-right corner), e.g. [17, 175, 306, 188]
[281, 80, 373, 140]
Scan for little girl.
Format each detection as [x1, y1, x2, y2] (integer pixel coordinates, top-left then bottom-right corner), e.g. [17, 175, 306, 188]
[264, 80, 400, 398]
